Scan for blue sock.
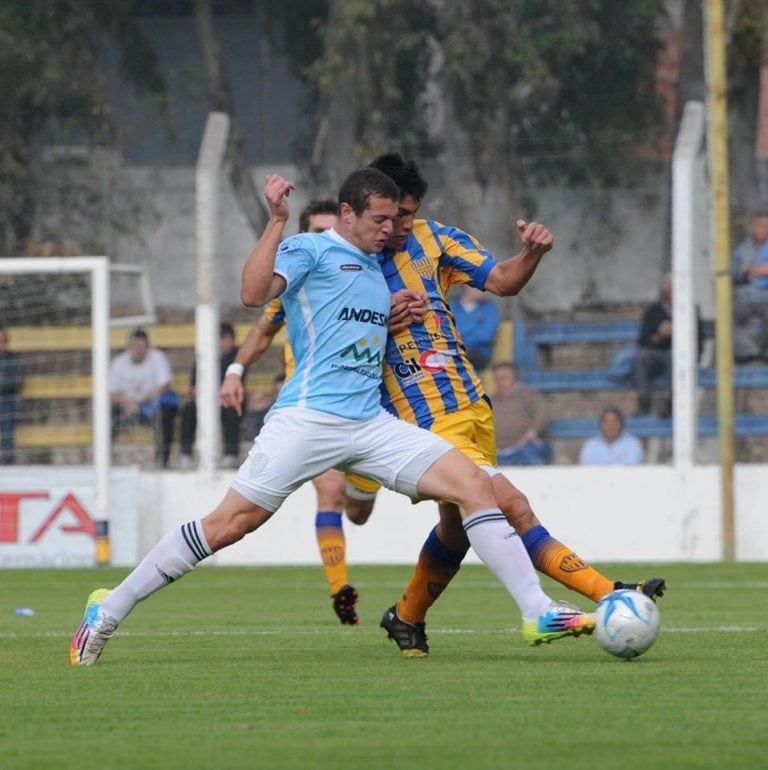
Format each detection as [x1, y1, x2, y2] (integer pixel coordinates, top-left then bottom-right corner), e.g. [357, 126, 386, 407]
[422, 526, 468, 573]
[521, 524, 552, 560]
[315, 511, 343, 530]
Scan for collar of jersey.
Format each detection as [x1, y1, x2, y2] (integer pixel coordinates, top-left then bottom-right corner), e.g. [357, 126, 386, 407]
[326, 227, 377, 258]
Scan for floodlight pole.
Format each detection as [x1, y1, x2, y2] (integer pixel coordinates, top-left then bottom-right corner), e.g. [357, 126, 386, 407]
[705, 0, 736, 561]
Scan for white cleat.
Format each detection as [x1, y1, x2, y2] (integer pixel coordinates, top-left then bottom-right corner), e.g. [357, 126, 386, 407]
[69, 588, 118, 666]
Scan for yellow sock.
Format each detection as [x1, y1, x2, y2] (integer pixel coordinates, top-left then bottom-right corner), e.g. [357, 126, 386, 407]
[315, 511, 348, 595]
[522, 525, 613, 602]
[396, 527, 466, 624]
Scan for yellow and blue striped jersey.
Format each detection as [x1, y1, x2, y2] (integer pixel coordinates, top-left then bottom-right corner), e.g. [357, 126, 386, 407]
[262, 298, 295, 379]
[378, 219, 496, 429]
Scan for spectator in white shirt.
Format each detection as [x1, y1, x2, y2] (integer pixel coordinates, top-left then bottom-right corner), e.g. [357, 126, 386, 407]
[579, 406, 644, 466]
[110, 328, 179, 468]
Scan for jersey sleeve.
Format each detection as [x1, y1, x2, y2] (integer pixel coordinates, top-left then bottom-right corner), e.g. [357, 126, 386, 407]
[262, 297, 286, 328]
[433, 221, 497, 289]
[274, 234, 316, 296]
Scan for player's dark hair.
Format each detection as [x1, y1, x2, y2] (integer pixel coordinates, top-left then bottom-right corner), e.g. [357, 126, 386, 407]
[129, 328, 149, 343]
[299, 199, 338, 233]
[220, 322, 235, 339]
[369, 152, 428, 202]
[338, 168, 400, 215]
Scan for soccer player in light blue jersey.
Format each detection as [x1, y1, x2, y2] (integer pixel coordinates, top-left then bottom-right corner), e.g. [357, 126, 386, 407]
[70, 169, 596, 666]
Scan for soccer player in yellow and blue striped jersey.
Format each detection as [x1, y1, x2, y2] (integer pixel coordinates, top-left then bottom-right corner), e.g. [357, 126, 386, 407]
[368, 153, 665, 655]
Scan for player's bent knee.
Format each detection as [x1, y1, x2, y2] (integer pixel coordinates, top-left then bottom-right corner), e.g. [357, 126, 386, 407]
[418, 449, 496, 512]
[491, 475, 537, 531]
[345, 500, 373, 526]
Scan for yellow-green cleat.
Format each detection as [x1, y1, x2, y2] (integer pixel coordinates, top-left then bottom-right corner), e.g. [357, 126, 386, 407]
[522, 601, 596, 646]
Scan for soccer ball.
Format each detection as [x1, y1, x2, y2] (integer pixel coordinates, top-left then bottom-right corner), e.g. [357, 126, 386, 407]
[594, 589, 661, 660]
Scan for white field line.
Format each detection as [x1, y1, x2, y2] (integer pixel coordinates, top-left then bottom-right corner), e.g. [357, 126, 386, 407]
[0, 625, 762, 639]
[224, 579, 768, 591]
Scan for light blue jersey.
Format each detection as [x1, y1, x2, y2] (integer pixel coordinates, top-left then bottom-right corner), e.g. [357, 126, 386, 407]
[271, 229, 390, 420]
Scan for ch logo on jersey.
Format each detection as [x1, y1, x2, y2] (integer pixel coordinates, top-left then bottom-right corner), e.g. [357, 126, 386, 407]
[340, 337, 383, 366]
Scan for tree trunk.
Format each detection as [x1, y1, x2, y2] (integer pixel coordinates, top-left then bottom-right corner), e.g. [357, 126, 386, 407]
[306, 0, 358, 195]
[194, 0, 268, 235]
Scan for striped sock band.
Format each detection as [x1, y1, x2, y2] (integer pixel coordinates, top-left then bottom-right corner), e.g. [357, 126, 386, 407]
[181, 520, 212, 562]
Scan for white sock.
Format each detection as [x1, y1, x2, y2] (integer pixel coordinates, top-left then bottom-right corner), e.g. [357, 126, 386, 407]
[100, 521, 212, 623]
[463, 509, 551, 619]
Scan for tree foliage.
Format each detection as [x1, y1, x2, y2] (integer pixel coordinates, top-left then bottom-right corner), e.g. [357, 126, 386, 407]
[264, 0, 437, 189]
[437, 0, 667, 187]
[0, 0, 165, 255]
[267, 0, 668, 192]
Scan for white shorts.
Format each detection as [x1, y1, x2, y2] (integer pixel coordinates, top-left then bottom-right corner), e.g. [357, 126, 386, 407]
[231, 407, 454, 512]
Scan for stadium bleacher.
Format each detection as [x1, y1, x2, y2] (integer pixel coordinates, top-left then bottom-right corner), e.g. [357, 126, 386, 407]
[512, 318, 768, 442]
[8, 316, 768, 464]
[9, 321, 284, 461]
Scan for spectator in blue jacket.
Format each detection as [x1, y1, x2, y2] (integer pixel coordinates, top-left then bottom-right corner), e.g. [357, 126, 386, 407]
[451, 285, 500, 372]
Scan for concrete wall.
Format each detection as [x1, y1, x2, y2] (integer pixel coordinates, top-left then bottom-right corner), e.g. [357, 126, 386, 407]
[137, 464, 768, 565]
[112, 165, 675, 315]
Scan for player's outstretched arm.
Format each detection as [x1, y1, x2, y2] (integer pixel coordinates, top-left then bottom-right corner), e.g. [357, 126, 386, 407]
[241, 174, 294, 307]
[219, 316, 280, 415]
[483, 219, 555, 297]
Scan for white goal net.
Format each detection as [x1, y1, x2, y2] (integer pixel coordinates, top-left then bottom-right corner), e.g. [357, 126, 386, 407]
[0, 258, 155, 466]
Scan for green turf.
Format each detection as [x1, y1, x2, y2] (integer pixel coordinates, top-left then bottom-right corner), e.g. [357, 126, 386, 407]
[1, 563, 765, 770]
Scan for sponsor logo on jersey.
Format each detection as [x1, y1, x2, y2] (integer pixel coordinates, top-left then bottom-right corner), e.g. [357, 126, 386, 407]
[339, 338, 383, 367]
[339, 264, 362, 271]
[337, 307, 388, 327]
[390, 348, 455, 386]
[394, 330, 448, 354]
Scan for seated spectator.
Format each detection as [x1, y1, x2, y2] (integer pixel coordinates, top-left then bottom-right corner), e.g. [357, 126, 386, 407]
[450, 285, 500, 372]
[732, 211, 768, 362]
[579, 407, 644, 466]
[179, 322, 244, 470]
[492, 362, 553, 466]
[634, 273, 702, 418]
[109, 328, 179, 468]
[242, 372, 284, 442]
[0, 326, 23, 465]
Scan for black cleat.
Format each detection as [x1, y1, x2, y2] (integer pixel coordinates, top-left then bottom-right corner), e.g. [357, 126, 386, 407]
[380, 605, 429, 658]
[614, 578, 667, 603]
[332, 584, 359, 625]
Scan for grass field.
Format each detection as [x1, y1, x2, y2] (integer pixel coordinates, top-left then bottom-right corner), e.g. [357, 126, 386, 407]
[1, 562, 766, 770]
